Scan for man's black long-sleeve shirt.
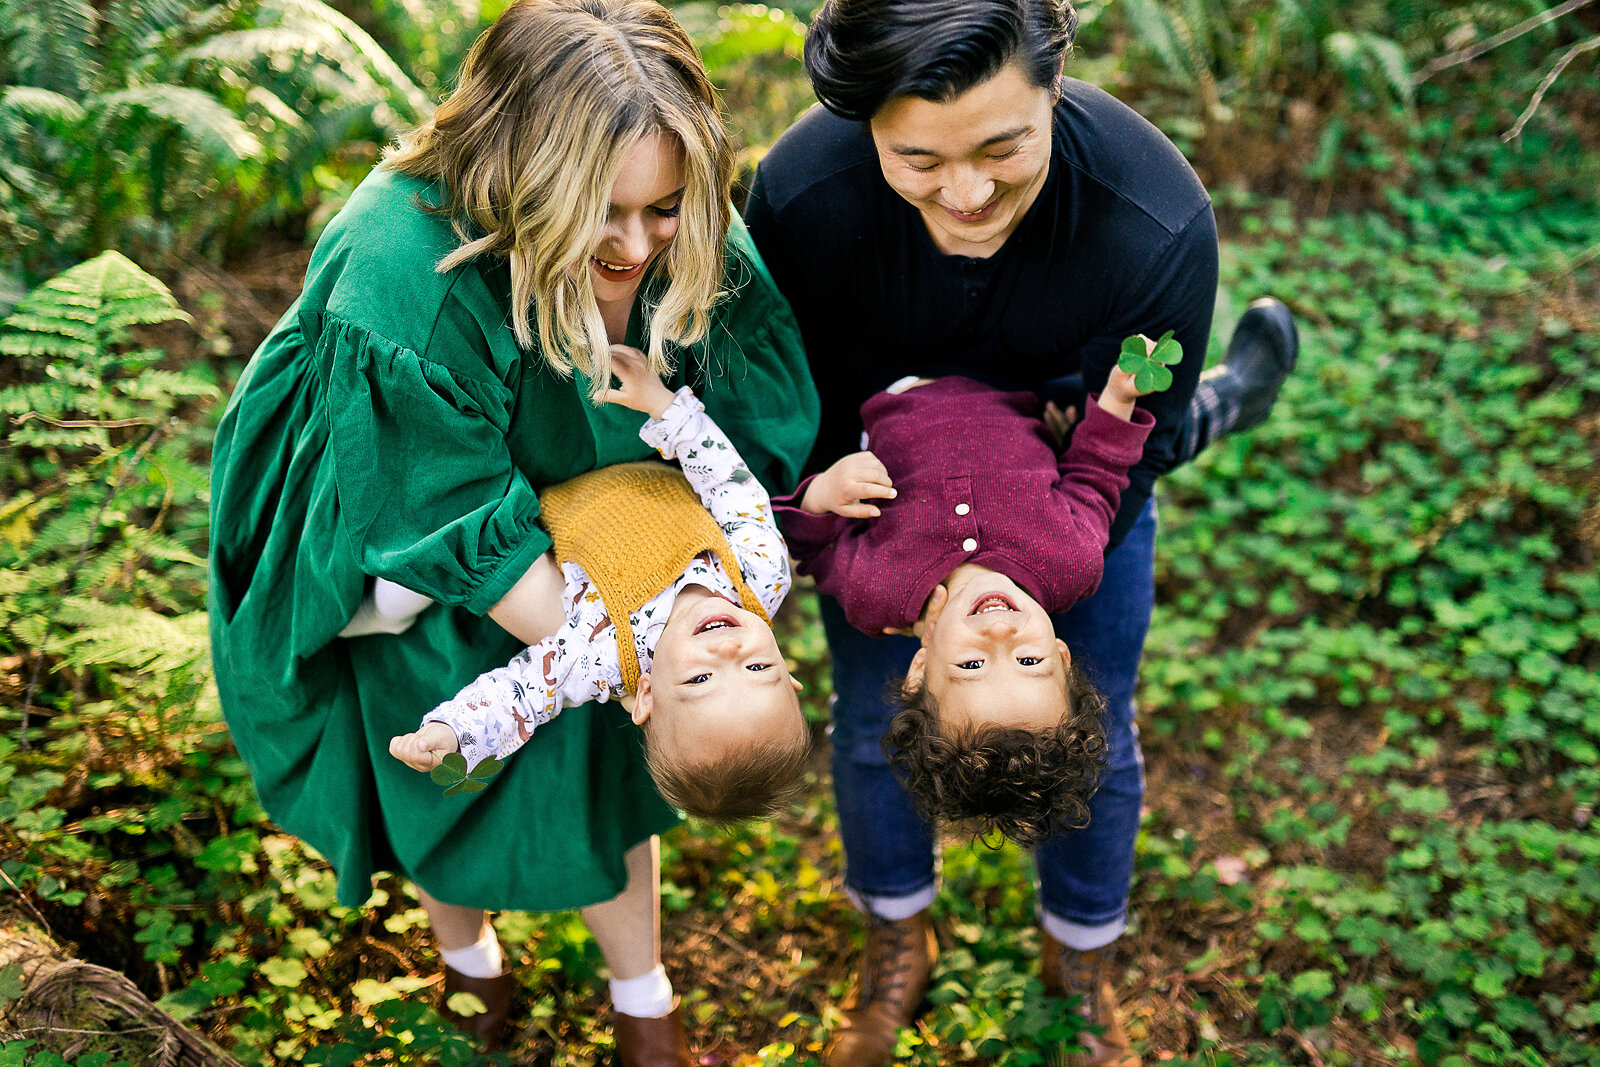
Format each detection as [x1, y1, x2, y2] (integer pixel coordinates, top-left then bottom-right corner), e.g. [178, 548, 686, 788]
[744, 77, 1218, 548]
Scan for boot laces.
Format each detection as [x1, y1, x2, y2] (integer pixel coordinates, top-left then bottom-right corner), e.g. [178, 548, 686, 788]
[858, 912, 917, 1008]
[1055, 943, 1111, 1018]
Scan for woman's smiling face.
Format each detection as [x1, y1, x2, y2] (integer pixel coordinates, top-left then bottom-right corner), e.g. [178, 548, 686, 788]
[589, 129, 686, 304]
[868, 61, 1056, 258]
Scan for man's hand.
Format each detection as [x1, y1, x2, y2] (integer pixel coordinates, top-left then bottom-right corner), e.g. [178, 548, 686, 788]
[1042, 400, 1079, 448]
[601, 344, 677, 418]
[389, 722, 460, 772]
[801, 451, 896, 518]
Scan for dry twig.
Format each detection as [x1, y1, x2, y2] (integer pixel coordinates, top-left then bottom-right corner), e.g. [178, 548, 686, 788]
[1505, 35, 1600, 140]
[1414, 0, 1596, 82]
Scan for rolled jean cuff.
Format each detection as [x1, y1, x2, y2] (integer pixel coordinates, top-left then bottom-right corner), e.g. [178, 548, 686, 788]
[847, 883, 938, 922]
[1040, 909, 1126, 951]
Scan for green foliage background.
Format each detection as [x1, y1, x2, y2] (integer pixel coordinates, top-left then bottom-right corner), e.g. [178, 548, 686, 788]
[2, 1, 1597, 1065]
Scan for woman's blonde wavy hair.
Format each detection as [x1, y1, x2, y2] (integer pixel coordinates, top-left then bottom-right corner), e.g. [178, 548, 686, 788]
[384, 0, 735, 399]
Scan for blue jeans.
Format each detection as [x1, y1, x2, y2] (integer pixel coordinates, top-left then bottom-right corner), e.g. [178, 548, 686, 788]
[823, 497, 1157, 929]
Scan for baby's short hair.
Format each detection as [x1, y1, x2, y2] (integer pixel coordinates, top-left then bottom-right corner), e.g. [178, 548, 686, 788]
[884, 662, 1107, 848]
[643, 712, 812, 822]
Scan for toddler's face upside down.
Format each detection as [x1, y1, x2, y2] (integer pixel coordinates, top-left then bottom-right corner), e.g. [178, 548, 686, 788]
[904, 568, 1073, 731]
[632, 584, 809, 820]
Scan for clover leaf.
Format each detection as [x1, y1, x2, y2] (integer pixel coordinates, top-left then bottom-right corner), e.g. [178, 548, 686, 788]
[429, 752, 505, 797]
[1117, 330, 1183, 393]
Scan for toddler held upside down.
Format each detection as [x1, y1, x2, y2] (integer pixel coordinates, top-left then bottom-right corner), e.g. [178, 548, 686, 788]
[774, 357, 1158, 846]
[389, 346, 808, 821]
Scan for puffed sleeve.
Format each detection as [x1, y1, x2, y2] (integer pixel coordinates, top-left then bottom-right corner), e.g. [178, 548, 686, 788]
[318, 313, 552, 616]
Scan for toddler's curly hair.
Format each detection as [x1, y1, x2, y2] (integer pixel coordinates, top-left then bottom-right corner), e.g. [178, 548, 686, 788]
[883, 663, 1107, 848]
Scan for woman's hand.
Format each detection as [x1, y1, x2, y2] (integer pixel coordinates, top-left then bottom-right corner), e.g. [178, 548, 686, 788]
[601, 344, 677, 418]
[389, 722, 460, 772]
[801, 451, 896, 518]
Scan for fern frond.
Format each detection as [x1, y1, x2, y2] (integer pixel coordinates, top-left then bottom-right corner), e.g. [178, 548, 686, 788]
[0, 0, 100, 96]
[1121, 0, 1198, 80]
[0, 327, 97, 360]
[11, 250, 189, 335]
[121, 527, 207, 569]
[180, 25, 338, 67]
[269, 0, 431, 118]
[0, 86, 88, 124]
[54, 597, 211, 675]
[94, 85, 264, 164]
[243, 84, 307, 133]
[1355, 32, 1416, 109]
[115, 0, 213, 49]
[118, 368, 220, 404]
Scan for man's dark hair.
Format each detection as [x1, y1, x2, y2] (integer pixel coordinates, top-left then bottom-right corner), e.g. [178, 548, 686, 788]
[883, 660, 1106, 849]
[805, 0, 1078, 121]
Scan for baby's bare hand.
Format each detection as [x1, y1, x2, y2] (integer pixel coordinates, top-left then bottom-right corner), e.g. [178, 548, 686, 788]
[388, 722, 460, 772]
[601, 344, 676, 418]
[1105, 336, 1157, 408]
[1105, 365, 1150, 405]
[802, 451, 895, 518]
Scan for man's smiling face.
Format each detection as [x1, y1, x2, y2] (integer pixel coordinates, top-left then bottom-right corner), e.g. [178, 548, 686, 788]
[869, 61, 1056, 258]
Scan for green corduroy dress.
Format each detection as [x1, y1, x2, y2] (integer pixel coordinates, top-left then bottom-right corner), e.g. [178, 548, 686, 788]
[207, 166, 818, 910]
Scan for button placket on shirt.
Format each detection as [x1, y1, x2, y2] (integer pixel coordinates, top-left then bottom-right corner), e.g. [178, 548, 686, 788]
[946, 474, 978, 555]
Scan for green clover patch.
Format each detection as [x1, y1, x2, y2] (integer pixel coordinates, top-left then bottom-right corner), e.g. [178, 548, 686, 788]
[1117, 330, 1183, 393]
[430, 752, 504, 796]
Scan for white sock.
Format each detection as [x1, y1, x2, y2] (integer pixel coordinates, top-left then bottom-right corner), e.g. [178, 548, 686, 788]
[440, 926, 504, 979]
[374, 580, 433, 619]
[846, 883, 937, 922]
[610, 964, 674, 1019]
[1040, 910, 1125, 951]
[339, 580, 433, 638]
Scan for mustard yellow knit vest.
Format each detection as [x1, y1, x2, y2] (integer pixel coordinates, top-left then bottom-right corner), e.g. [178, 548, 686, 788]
[538, 460, 768, 694]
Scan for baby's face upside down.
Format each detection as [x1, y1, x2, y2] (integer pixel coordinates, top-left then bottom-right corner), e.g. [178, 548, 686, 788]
[906, 569, 1073, 735]
[632, 586, 804, 764]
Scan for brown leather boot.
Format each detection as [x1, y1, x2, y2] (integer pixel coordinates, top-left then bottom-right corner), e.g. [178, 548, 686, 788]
[440, 965, 515, 1051]
[1040, 936, 1140, 1067]
[613, 1004, 692, 1067]
[824, 909, 938, 1067]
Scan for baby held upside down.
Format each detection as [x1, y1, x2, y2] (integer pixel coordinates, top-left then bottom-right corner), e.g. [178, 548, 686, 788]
[387, 345, 809, 823]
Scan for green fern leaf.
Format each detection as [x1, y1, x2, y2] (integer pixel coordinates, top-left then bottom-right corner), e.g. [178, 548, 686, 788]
[0, 0, 99, 96]
[121, 527, 207, 569]
[119, 0, 210, 48]
[0, 86, 88, 124]
[271, 0, 431, 119]
[3, 250, 190, 339]
[120, 368, 220, 404]
[54, 597, 211, 675]
[243, 85, 308, 133]
[0, 331, 96, 361]
[94, 86, 264, 164]
[180, 26, 341, 67]
[1356, 32, 1415, 110]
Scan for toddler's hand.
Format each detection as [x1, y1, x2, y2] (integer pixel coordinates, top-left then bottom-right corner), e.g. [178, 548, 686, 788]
[602, 344, 677, 418]
[802, 451, 895, 518]
[1101, 337, 1156, 420]
[389, 722, 460, 772]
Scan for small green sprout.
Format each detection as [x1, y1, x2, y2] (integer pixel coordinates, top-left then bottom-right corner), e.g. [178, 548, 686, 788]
[430, 753, 504, 796]
[1118, 329, 1183, 393]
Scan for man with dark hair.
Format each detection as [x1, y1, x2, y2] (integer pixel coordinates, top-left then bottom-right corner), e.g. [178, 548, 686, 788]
[744, 1, 1298, 1065]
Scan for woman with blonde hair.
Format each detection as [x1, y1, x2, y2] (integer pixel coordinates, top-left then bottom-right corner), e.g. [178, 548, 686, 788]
[207, 1, 818, 1060]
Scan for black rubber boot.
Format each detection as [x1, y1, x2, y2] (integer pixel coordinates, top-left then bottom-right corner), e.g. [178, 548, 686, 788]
[1179, 296, 1300, 457]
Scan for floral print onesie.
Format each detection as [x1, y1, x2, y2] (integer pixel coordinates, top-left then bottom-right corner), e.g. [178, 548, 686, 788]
[420, 387, 790, 771]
